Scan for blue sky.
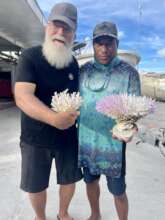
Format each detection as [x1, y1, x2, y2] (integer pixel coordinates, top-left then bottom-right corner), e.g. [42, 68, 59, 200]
[37, 0, 165, 72]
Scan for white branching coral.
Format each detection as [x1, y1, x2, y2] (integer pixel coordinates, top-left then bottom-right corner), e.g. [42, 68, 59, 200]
[51, 89, 83, 112]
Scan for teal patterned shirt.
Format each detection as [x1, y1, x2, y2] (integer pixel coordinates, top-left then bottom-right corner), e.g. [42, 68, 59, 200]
[78, 57, 141, 178]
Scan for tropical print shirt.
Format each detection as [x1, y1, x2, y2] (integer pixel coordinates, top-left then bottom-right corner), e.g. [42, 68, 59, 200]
[78, 57, 141, 177]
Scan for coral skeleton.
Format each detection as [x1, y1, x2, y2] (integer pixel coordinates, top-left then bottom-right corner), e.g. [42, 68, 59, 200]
[96, 94, 155, 139]
[51, 89, 83, 112]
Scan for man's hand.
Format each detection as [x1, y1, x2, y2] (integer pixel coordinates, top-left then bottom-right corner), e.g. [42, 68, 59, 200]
[53, 111, 80, 130]
[15, 82, 80, 129]
[112, 125, 138, 143]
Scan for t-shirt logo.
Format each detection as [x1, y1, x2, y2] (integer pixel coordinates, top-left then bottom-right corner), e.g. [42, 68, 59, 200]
[68, 73, 74, 80]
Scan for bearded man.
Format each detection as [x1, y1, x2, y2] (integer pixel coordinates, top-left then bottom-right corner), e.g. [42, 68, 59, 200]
[14, 3, 82, 220]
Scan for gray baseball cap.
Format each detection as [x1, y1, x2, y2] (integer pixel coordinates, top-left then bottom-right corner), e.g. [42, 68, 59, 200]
[48, 2, 77, 30]
[93, 21, 118, 40]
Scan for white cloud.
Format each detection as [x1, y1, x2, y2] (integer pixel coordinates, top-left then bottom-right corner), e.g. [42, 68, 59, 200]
[140, 35, 165, 49]
[157, 48, 165, 57]
[142, 35, 161, 45]
[118, 31, 125, 39]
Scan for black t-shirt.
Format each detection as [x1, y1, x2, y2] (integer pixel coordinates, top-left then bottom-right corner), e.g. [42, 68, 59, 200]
[15, 45, 79, 148]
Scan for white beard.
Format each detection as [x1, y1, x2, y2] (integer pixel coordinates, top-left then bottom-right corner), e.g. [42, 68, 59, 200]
[42, 34, 73, 69]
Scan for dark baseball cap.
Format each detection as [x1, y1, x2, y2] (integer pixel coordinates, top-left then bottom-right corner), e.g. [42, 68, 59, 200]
[48, 2, 77, 30]
[93, 21, 118, 40]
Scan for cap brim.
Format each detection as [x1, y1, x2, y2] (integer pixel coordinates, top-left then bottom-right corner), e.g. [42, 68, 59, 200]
[48, 15, 76, 30]
[93, 33, 118, 40]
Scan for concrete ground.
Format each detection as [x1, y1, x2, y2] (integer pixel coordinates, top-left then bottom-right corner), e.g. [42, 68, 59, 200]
[0, 103, 165, 220]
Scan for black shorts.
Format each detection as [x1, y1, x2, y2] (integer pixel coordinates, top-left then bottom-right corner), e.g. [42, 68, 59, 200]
[20, 142, 83, 193]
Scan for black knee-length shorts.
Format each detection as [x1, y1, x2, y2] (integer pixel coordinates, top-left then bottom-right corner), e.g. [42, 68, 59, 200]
[20, 142, 83, 193]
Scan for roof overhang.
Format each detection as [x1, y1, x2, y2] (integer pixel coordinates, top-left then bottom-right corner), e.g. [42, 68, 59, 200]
[0, 0, 46, 51]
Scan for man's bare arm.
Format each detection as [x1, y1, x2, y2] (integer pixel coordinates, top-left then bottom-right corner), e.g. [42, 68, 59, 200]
[14, 82, 79, 129]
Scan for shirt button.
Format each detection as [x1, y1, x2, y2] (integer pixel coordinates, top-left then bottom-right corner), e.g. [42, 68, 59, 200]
[68, 73, 74, 80]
